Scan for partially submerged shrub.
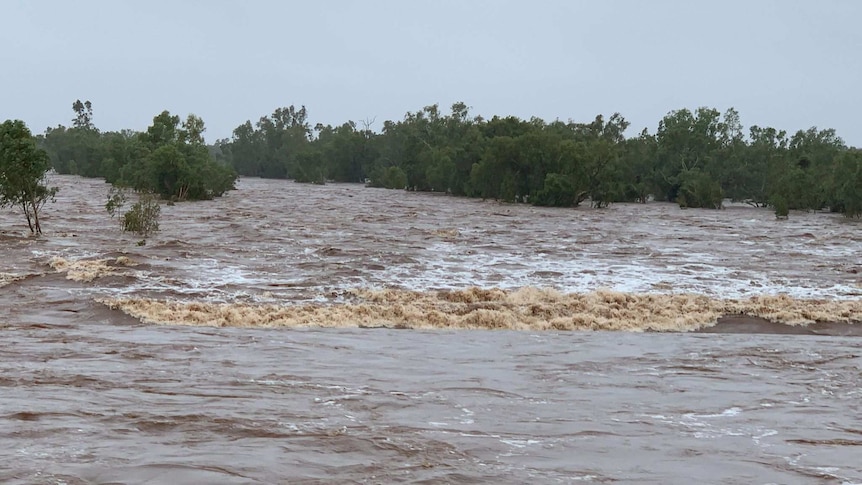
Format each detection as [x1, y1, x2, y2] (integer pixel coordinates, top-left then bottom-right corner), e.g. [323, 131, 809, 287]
[105, 186, 127, 219]
[677, 169, 723, 209]
[122, 194, 160, 237]
[106, 187, 160, 238]
[369, 166, 407, 189]
[771, 195, 790, 219]
[533, 173, 576, 207]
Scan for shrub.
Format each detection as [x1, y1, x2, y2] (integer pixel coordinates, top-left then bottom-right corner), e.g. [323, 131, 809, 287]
[771, 195, 789, 219]
[376, 166, 407, 189]
[533, 173, 576, 207]
[122, 194, 160, 237]
[677, 170, 723, 209]
[106, 187, 160, 238]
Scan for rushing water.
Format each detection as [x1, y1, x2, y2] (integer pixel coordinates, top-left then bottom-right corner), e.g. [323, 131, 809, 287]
[1, 175, 860, 484]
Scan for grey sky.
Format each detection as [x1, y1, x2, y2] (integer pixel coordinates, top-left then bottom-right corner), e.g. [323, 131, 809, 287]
[2, 0, 860, 146]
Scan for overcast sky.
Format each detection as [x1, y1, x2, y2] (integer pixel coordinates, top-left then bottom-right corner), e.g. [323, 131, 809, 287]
[2, 0, 860, 146]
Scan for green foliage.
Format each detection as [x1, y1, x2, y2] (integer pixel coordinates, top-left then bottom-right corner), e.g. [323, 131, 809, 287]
[123, 195, 161, 237]
[533, 173, 576, 207]
[425, 149, 455, 193]
[106, 187, 160, 237]
[41, 102, 237, 202]
[677, 169, 723, 209]
[224, 106, 311, 179]
[122, 194, 161, 238]
[372, 166, 408, 189]
[292, 149, 326, 184]
[37, 99, 862, 219]
[105, 186, 127, 219]
[725, 125, 787, 206]
[137, 112, 237, 200]
[499, 172, 518, 203]
[468, 136, 515, 200]
[72, 99, 95, 130]
[313, 121, 378, 183]
[0, 120, 58, 234]
[771, 195, 789, 219]
[770, 163, 821, 212]
[831, 151, 862, 218]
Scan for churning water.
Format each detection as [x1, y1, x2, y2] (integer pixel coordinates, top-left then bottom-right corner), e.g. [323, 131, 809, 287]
[1, 175, 860, 484]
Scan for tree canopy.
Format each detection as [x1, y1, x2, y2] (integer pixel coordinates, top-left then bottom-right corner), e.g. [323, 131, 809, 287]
[213, 102, 860, 217]
[41, 101, 237, 202]
[37, 100, 862, 218]
[0, 120, 58, 234]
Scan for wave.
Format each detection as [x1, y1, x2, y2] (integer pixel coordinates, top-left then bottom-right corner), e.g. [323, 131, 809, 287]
[0, 272, 26, 288]
[49, 256, 138, 282]
[99, 287, 862, 332]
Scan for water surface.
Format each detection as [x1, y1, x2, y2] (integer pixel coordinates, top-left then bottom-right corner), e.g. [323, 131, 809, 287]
[1, 175, 860, 483]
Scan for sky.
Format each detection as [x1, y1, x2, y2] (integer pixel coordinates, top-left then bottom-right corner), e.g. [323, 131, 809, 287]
[2, 0, 860, 146]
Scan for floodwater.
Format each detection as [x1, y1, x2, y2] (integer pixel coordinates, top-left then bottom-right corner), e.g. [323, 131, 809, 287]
[1, 175, 860, 484]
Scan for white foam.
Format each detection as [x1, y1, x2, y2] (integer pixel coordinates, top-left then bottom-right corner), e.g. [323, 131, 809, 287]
[686, 407, 743, 419]
[499, 439, 541, 448]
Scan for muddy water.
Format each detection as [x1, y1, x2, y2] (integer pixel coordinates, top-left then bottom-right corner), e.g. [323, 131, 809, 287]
[1, 175, 861, 484]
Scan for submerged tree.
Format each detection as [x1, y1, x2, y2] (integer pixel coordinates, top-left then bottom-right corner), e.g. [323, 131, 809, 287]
[830, 150, 862, 218]
[41, 100, 102, 176]
[135, 111, 237, 201]
[106, 186, 160, 239]
[0, 120, 58, 234]
[36, 98, 862, 219]
[41, 102, 237, 202]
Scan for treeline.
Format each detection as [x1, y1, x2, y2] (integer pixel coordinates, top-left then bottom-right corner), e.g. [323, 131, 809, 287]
[220, 102, 861, 217]
[40, 101, 236, 201]
[40, 101, 862, 217]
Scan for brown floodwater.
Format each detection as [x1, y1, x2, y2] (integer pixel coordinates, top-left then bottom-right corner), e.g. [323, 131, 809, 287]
[1, 175, 860, 484]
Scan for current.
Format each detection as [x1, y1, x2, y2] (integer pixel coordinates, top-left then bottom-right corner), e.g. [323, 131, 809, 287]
[1, 175, 860, 484]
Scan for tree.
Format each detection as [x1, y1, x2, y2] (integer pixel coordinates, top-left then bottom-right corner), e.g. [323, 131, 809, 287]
[651, 107, 746, 208]
[731, 125, 787, 206]
[124, 194, 161, 238]
[772, 195, 789, 219]
[292, 148, 326, 184]
[309, 121, 369, 183]
[533, 173, 576, 207]
[788, 127, 846, 211]
[234, 105, 312, 179]
[29, 98, 862, 223]
[42, 100, 102, 176]
[830, 150, 862, 218]
[72, 99, 95, 130]
[677, 168, 723, 209]
[376, 166, 408, 189]
[227, 120, 264, 176]
[41, 103, 237, 201]
[0, 120, 58, 234]
[180, 114, 206, 145]
[618, 129, 657, 203]
[575, 113, 630, 207]
[132, 111, 237, 200]
[106, 186, 160, 239]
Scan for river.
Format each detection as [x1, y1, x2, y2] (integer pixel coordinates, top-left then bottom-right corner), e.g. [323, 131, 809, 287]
[1, 175, 860, 484]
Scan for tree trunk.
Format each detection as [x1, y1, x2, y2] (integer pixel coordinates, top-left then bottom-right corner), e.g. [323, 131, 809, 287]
[29, 196, 41, 235]
[20, 201, 34, 234]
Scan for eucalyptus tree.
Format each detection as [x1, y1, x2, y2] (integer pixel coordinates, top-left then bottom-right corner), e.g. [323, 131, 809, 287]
[0, 120, 58, 234]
